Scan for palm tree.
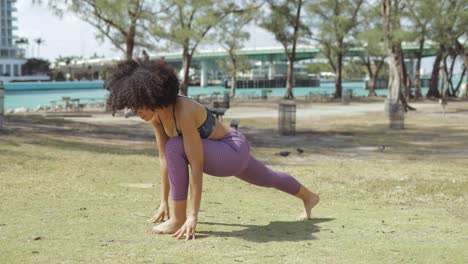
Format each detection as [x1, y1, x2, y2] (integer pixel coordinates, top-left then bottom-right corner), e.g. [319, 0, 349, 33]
[14, 37, 29, 58]
[34, 38, 45, 58]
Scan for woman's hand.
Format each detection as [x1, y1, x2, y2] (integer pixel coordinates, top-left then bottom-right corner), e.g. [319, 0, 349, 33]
[147, 202, 170, 223]
[172, 216, 198, 240]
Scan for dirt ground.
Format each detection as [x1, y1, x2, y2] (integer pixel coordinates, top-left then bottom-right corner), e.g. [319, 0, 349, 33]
[3, 98, 467, 156]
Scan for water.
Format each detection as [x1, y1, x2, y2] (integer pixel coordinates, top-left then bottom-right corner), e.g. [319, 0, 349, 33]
[3, 81, 429, 110]
[4, 89, 109, 110]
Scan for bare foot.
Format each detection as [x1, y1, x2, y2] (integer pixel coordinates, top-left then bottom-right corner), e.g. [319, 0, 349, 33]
[145, 219, 184, 235]
[300, 192, 320, 220]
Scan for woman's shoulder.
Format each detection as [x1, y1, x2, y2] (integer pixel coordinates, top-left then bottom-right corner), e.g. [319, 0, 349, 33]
[176, 96, 206, 123]
[150, 113, 161, 127]
[177, 96, 203, 112]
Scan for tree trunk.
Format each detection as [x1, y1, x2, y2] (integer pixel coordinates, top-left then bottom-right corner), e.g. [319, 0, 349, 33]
[400, 51, 412, 100]
[180, 48, 192, 96]
[441, 54, 454, 97]
[283, 0, 301, 100]
[366, 61, 377, 97]
[387, 48, 402, 102]
[464, 48, 468, 84]
[230, 75, 237, 98]
[382, 0, 409, 128]
[334, 49, 343, 98]
[447, 54, 458, 96]
[230, 55, 237, 98]
[440, 63, 446, 99]
[125, 25, 135, 60]
[407, 59, 413, 98]
[285, 56, 294, 99]
[414, 35, 424, 99]
[381, 0, 405, 104]
[427, 49, 442, 98]
[368, 74, 377, 97]
[454, 67, 466, 95]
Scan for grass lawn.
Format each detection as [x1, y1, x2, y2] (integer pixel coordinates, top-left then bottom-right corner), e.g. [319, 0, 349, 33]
[1, 101, 467, 263]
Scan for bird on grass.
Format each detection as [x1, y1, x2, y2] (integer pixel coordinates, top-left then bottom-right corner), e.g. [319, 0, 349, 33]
[378, 145, 386, 152]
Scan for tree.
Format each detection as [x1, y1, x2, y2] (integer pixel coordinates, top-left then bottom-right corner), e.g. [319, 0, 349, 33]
[425, 0, 466, 98]
[260, 0, 306, 99]
[22, 58, 50, 75]
[404, 0, 434, 99]
[216, 12, 253, 97]
[304, 62, 332, 76]
[307, 0, 364, 98]
[54, 55, 84, 81]
[15, 37, 29, 58]
[356, 3, 386, 97]
[34, 38, 45, 58]
[442, 50, 466, 97]
[381, 0, 415, 111]
[454, 38, 468, 91]
[217, 56, 251, 90]
[342, 60, 367, 80]
[151, 0, 252, 96]
[440, 2, 467, 97]
[37, 0, 155, 60]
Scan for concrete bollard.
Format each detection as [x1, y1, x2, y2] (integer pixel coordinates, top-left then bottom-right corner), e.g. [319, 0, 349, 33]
[278, 100, 296, 135]
[0, 81, 4, 129]
[459, 83, 467, 98]
[342, 89, 352, 105]
[384, 99, 405, 129]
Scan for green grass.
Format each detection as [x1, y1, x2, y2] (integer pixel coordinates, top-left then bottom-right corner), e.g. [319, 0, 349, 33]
[1, 105, 468, 263]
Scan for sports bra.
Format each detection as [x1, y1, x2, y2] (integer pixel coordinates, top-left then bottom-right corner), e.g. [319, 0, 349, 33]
[158, 96, 216, 139]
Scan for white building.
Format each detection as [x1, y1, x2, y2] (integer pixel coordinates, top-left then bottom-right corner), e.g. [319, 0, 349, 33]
[0, 0, 27, 82]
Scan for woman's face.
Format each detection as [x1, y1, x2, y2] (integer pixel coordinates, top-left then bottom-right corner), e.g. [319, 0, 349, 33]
[135, 108, 156, 121]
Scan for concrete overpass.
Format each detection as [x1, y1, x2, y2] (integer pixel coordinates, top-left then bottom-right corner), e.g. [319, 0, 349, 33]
[53, 44, 441, 86]
[159, 44, 438, 62]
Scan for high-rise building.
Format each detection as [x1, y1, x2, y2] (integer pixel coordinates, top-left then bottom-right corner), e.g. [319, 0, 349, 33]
[0, 0, 26, 81]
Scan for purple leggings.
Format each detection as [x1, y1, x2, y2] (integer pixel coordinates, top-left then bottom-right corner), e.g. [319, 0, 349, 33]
[165, 129, 301, 201]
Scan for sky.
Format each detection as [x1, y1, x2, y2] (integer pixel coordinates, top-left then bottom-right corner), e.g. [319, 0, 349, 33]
[17, 1, 118, 60]
[15, 0, 279, 61]
[16, 0, 463, 76]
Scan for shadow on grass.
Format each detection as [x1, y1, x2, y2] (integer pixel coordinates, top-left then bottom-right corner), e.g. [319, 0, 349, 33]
[5, 112, 468, 158]
[0, 149, 55, 161]
[5, 115, 154, 142]
[0, 138, 21, 147]
[24, 137, 157, 157]
[198, 218, 334, 242]
[242, 122, 468, 157]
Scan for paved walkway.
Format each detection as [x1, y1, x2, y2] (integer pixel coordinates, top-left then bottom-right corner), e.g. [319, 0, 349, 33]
[225, 102, 438, 119]
[60, 101, 449, 124]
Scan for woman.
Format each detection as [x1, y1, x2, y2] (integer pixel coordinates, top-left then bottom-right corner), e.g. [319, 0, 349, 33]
[105, 59, 319, 240]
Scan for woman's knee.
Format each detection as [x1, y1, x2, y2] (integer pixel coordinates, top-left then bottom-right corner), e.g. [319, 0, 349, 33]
[165, 136, 184, 157]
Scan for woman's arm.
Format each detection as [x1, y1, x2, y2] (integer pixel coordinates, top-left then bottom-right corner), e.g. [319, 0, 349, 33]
[180, 116, 204, 218]
[172, 110, 204, 239]
[148, 117, 171, 222]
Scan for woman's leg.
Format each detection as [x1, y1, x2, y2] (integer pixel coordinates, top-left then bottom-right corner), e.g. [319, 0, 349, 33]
[201, 131, 320, 219]
[234, 155, 319, 219]
[149, 134, 250, 233]
[235, 155, 301, 195]
[148, 137, 190, 234]
[166, 133, 251, 201]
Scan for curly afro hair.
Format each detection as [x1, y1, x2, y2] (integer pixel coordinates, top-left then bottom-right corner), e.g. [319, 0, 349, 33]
[104, 58, 179, 115]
